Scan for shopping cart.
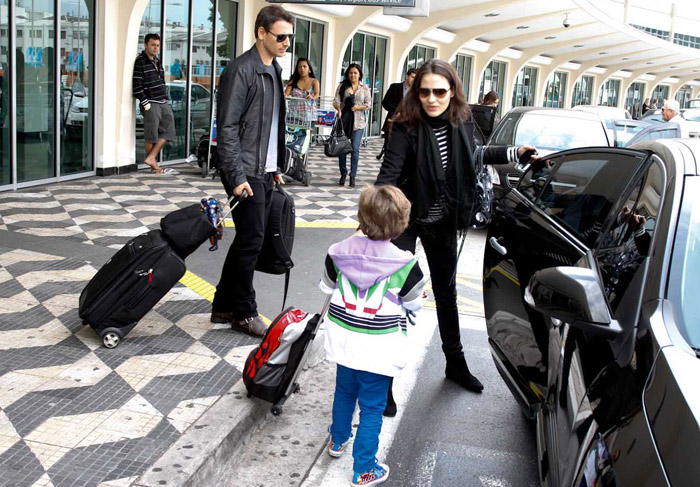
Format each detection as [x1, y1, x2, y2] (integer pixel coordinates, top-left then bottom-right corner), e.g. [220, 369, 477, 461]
[284, 96, 318, 186]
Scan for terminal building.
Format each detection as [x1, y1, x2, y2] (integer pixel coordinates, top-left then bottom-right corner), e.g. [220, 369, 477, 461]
[1, 0, 699, 191]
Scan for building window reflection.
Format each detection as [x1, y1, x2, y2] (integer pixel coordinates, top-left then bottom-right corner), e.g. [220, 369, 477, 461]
[136, 0, 238, 166]
[452, 54, 473, 99]
[513, 65, 538, 108]
[572, 75, 594, 107]
[478, 60, 506, 115]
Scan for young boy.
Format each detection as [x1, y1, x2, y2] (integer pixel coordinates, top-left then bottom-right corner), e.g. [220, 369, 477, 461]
[319, 185, 427, 486]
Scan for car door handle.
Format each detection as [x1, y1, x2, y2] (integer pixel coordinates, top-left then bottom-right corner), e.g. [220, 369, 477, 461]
[489, 237, 507, 256]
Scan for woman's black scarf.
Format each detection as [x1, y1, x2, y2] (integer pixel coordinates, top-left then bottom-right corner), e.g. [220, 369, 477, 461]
[415, 108, 466, 218]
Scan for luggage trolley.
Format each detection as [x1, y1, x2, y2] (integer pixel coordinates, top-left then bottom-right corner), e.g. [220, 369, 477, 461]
[284, 96, 317, 186]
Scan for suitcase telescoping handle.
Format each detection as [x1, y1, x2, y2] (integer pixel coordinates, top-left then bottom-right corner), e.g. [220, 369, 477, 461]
[217, 190, 247, 225]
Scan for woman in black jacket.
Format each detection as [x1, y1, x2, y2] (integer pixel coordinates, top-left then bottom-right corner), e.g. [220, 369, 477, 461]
[376, 59, 534, 414]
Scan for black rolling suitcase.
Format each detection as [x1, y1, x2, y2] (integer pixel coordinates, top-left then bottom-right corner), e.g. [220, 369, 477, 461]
[78, 230, 185, 348]
[243, 297, 330, 415]
[79, 195, 242, 348]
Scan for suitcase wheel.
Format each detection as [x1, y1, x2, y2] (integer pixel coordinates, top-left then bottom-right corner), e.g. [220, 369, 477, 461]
[303, 171, 311, 187]
[293, 382, 301, 394]
[102, 331, 122, 349]
[271, 404, 283, 416]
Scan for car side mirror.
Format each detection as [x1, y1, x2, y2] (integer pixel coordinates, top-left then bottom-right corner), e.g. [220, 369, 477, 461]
[524, 266, 622, 339]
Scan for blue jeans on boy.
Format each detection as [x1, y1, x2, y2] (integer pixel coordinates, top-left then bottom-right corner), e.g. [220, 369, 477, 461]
[330, 364, 391, 474]
[338, 128, 364, 178]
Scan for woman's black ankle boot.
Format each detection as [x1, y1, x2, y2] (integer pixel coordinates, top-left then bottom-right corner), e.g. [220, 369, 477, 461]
[338, 175, 346, 186]
[349, 176, 356, 187]
[445, 354, 484, 392]
[384, 378, 397, 417]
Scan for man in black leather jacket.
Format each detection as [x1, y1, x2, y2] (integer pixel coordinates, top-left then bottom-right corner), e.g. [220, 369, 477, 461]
[211, 5, 293, 337]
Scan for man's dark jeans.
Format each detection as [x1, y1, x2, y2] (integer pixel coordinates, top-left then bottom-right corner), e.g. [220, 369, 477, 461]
[213, 174, 273, 319]
[392, 217, 462, 357]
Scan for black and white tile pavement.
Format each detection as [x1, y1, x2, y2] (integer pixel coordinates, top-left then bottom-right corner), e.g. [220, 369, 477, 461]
[0, 142, 384, 486]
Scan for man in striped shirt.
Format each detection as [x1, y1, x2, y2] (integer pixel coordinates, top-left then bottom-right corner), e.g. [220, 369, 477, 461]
[133, 33, 176, 174]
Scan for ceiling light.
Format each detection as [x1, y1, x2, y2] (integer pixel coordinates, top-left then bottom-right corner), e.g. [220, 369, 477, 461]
[622, 57, 630, 60]
[670, 65, 678, 68]
[573, 44, 583, 48]
[516, 26, 529, 30]
[485, 12, 500, 17]
[545, 36, 556, 40]
[646, 62, 654, 64]
[599, 52, 608, 55]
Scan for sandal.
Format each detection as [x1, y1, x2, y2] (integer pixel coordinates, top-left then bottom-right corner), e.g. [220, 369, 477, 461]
[149, 167, 180, 175]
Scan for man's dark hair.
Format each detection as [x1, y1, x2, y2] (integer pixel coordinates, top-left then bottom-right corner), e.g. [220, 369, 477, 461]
[406, 68, 418, 78]
[255, 5, 294, 38]
[144, 33, 160, 45]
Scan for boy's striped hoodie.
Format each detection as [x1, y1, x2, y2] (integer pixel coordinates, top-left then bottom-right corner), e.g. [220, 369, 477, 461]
[319, 235, 427, 377]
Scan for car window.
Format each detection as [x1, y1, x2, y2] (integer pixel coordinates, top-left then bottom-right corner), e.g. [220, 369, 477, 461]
[596, 160, 663, 315]
[614, 123, 646, 147]
[512, 115, 609, 151]
[668, 176, 700, 350]
[517, 157, 561, 202]
[533, 152, 646, 247]
[193, 85, 209, 100]
[491, 114, 518, 146]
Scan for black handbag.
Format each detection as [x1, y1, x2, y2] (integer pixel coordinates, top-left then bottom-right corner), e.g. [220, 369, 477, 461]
[470, 145, 494, 229]
[324, 118, 353, 157]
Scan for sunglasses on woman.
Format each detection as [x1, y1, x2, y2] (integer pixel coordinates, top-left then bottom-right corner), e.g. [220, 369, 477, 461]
[418, 88, 451, 99]
[267, 31, 294, 43]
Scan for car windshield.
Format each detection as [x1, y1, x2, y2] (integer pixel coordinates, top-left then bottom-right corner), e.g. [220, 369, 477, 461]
[682, 110, 700, 122]
[508, 114, 609, 151]
[668, 176, 700, 351]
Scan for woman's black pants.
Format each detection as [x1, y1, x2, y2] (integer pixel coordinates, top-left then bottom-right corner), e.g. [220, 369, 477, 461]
[392, 218, 463, 358]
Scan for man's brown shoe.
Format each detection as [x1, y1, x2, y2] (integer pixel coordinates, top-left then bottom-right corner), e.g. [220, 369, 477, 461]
[211, 311, 234, 324]
[231, 316, 267, 337]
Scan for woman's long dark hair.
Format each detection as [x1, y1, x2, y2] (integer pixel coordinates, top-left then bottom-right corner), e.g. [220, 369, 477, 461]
[394, 59, 470, 127]
[289, 57, 316, 90]
[339, 63, 363, 97]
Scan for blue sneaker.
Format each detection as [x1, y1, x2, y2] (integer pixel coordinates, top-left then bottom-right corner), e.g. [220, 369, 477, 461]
[327, 426, 351, 458]
[328, 437, 349, 458]
[352, 463, 390, 486]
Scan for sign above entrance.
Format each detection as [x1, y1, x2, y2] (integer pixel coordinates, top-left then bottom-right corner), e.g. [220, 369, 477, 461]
[266, 0, 416, 6]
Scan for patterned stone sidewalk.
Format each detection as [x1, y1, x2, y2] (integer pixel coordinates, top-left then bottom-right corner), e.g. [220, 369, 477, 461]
[0, 142, 383, 486]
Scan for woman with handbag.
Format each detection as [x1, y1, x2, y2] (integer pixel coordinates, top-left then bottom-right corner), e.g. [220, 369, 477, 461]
[333, 64, 371, 187]
[376, 59, 536, 415]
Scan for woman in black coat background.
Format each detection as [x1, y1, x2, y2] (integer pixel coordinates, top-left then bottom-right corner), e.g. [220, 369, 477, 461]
[376, 59, 534, 415]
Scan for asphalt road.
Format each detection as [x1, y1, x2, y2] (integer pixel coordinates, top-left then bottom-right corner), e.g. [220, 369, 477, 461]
[383, 325, 540, 487]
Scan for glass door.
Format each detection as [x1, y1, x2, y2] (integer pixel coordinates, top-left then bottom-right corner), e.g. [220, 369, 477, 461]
[0, 0, 9, 186]
[16, 0, 56, 183]
[60, 0, 94, 176]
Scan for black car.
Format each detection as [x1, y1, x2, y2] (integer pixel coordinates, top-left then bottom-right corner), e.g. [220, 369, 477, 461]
[483, 139, 700, 486]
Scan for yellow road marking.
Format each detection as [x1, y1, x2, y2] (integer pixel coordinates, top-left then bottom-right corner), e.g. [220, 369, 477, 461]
[456, 277, 483, 292]
[178, 270, 271, 325]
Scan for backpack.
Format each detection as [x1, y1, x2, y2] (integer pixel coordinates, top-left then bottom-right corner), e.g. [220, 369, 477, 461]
[243, 308, 320, 403]
[256, 185, 295, 307]
[283, 147, 305, 182]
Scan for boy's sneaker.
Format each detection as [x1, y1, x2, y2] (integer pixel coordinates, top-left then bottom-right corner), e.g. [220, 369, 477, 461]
[327, 426, 350, 458]
[352, 463, 390, 486]
[328, 437, 349, 458]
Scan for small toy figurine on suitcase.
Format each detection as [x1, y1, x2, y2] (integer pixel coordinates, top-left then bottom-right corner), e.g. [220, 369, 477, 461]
[78, 194, 242, 348]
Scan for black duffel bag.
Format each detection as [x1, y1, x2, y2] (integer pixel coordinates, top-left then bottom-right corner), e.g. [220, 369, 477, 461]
[160, 195, 241, 259]
[324, 119, 352, 157]
[160, 204, 217, 259]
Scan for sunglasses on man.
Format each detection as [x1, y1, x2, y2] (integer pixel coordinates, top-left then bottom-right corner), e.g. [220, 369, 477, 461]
[267, 30, 294, 43]
[418, 88, 451, 99]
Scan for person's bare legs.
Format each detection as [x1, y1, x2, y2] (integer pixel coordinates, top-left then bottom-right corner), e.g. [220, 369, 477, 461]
[144, 138, 167, 171]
